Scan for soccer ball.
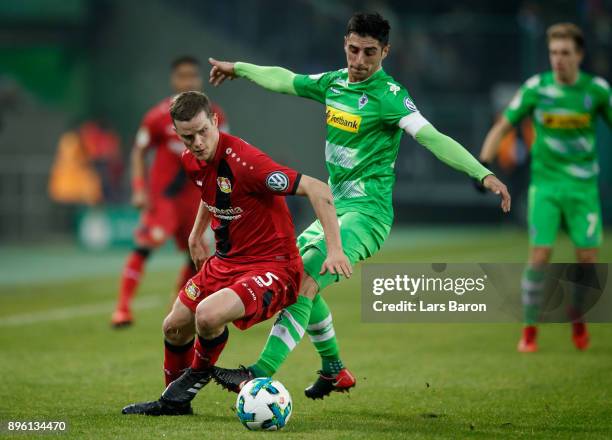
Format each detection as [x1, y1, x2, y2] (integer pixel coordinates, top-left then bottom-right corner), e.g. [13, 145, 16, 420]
[235, 378, 292, 431]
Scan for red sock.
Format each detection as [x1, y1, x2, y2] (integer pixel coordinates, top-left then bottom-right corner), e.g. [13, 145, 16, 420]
[116, 251, 147, 312]
[191, 327, 229, 371]
[524, 325, 537, 342]
[572, 322, 586, 336]
[163, 339, 195, 386]
[176, 262, 197, 293]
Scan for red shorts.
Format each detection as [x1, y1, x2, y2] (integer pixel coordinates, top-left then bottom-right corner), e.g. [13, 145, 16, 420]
[179, 256, 303, 330]
[135, 192, 200, 250]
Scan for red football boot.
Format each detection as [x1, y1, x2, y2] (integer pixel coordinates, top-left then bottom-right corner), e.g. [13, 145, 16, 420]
[111, 309, 133, 328]
[304, 368, 356, 399]
[572, 322, 590, 351]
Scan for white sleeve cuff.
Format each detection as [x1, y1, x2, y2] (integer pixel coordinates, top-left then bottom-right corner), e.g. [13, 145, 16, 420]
[399, 112, 430, 138]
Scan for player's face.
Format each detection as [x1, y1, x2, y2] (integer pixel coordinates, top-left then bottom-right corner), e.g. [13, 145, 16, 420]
[548, 38, 583, 82]
[344, 33, 389, 82]
[171, 63, 203, 93]
[175, 110, 219, 162]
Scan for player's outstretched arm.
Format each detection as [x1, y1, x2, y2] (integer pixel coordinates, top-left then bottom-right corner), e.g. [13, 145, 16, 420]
[412, 123, 511, 213]
[295, 175, 352, 278]
[188, 201, 211, 270]
[209, 58, 298, 95]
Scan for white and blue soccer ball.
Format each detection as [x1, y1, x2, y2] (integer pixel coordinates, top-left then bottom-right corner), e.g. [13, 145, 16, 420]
[235, 378, 292, 431]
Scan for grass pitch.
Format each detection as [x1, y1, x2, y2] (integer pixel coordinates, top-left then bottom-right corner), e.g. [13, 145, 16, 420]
[1, 227, 611, 439]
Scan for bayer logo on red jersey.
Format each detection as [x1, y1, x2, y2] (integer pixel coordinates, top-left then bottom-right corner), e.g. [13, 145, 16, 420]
[265, 172, 289, 192]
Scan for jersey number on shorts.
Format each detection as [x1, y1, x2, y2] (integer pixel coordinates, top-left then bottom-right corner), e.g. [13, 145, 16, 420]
[253, 272, 280, 287]
[586, 213, 598, 237]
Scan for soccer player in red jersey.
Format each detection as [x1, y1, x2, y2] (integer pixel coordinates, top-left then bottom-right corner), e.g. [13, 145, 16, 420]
[122, 91, 351, 415]
[111, 56, 228, 327]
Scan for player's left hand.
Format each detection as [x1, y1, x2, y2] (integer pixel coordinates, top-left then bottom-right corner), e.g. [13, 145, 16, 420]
[320, 250, 353, 278]
[482, 174, 511, 213]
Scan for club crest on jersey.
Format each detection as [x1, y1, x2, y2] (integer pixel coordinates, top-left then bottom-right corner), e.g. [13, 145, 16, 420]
[217, 177, 232, 193]
[584, 94, 593, 110]
[358, 93, 368, 109]
[387, 82, 400, 96]
[266, 172, 289, 192]
[185, 280, 200, 300]
[404, 97, 417, 112]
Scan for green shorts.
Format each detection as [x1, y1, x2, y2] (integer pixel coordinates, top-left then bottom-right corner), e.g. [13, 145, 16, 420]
[297, 211, 391, 290]
[528, 183, 602, 248]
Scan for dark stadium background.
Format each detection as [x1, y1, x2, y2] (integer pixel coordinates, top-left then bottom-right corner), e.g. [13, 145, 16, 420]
[1, 0, 611, 245]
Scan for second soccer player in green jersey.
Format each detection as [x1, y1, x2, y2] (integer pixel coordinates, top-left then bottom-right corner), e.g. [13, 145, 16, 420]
[479, 23, 612, 353]
[210, 12, 511, 398]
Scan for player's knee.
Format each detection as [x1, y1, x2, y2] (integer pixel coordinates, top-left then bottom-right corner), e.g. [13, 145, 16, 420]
[576, 249, 597, 264]
[529, 247, 552, 267]
[194, 305, 224, 334]
[134, 247, 152, 259]
[162, 315, 191, 345]
[299, 275, 319, 299]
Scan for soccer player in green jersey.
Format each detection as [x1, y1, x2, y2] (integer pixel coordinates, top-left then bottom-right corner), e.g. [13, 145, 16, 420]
[209, 12, 511, 398]
[479, 23, 612, 353]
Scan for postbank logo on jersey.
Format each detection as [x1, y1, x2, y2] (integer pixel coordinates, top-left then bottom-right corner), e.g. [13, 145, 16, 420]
[184, 279, 200, 300]
[217, 177, 232, 193]
[326, 106, 361, 133]
[541, 112, 591, 129]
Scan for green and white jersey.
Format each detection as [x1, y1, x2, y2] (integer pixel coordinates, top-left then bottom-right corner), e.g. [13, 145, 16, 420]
[504, 71, 612, 186]
[294, 68, 423, 225]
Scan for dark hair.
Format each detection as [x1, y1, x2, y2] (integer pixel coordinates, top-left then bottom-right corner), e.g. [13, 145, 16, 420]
[170, 91, 213, 122]
[171, 55, 200, 70]
[346, 12, 390, 46]
[547, 23, 584, 51]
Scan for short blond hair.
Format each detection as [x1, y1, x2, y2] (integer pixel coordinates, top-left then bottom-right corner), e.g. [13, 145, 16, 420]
[547, 22, 584, 51]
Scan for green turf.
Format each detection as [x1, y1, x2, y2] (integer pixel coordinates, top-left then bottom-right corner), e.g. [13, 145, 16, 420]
[1, 227, 611, 439]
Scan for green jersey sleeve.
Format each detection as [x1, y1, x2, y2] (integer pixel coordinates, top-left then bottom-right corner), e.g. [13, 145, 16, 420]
[380, 82, 418, 127]
[293, 70, 339, 103]
[234, 62, 297, 95]
[415, 124, 492, 181]
[593, 76, 612, 126]
[504, 75, 540, 125]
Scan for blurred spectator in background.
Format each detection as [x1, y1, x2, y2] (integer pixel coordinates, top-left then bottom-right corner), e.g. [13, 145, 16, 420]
[48, 128, 103, 206]
[79, 120, 124, 203]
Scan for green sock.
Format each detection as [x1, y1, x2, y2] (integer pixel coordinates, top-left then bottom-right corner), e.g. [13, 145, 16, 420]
[250, 295, 313, 376]
[307, 294, 344, 375]
[522, 266, 545, 325]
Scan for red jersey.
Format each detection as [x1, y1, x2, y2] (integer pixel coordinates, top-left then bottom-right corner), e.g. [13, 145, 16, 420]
[181, 132, 301, 263]
[136, 96, 228, 198]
